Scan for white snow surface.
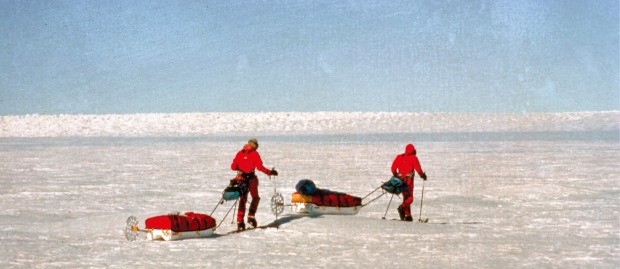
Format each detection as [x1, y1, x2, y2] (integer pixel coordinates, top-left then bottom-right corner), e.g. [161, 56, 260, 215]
[1, 111, 618, 137]
[0, 112, 618, 268]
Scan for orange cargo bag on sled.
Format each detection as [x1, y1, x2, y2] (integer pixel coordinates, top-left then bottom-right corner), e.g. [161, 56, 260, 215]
[291, 192, 313, 203]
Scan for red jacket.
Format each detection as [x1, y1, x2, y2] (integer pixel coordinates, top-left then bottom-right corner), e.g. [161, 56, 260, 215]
[231, 144, 271, 175]
[391, 144, 424, 178]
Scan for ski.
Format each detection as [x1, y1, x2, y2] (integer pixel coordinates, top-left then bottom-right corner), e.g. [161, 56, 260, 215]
[381, 218, 482, 225]
[225, 223, 279, 235]
[383, 218, 426, 222]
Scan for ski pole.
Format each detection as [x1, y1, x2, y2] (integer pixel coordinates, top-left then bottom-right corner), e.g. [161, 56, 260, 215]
[418, 179, 428, 223]
[231, 199, 237, 225]
[382, 193, 394, 219]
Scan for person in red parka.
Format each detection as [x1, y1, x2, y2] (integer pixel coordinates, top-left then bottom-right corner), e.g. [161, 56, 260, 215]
[391, 143, 427, 221]
[230, 138, 278, 230]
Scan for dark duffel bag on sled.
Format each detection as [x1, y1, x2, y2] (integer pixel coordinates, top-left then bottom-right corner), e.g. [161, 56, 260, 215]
[295, 179, 317, 196]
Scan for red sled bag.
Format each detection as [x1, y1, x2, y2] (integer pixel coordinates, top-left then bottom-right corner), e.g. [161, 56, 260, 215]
[312, 193, 334, 206]
[338, 194, 362, 207]
[340, 194, 362, 207]
[145, 212, 216, 232]
[311, 192, 362, 207]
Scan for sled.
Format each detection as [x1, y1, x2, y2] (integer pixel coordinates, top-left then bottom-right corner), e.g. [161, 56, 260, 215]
[124, 212, 217, 241]
[269, 180, 365, 217]
[289, 192, 362, 215]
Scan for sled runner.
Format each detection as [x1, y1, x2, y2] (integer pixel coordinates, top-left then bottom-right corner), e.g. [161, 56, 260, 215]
[306, 204, 361, 215]
[124, 212, 217, 241]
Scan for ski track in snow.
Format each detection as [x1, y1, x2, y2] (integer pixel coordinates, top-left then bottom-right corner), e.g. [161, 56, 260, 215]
[0, 113, 618, 268]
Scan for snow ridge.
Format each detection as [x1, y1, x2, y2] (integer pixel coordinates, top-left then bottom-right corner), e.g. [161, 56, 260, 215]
[0, 111, 618, 137]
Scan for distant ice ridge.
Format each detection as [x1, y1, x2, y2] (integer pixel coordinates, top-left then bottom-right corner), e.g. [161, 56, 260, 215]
[0, 111, 618, 137]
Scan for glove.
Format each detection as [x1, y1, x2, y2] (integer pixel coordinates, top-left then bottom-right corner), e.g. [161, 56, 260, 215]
[270, 168, 278, 176]
[229, 179, 238, 187]
[420, 172, 427, 181]
[392, 172, 398, 178]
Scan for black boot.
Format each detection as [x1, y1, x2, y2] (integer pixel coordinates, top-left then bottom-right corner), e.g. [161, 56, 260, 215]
[404, 216, 413, 222]
[397, 206, 405, 221]
[237, 222, 245, 231]
[248, 216, 257, 228]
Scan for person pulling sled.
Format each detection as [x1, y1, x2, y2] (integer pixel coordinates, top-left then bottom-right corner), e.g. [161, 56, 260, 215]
[230, 138, 278, 231]
[390, 143, 427, 221]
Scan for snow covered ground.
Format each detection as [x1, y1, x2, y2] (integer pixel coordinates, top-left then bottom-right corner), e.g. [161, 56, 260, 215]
[1, 111, 618, 137]
[0, 112, 618, 268]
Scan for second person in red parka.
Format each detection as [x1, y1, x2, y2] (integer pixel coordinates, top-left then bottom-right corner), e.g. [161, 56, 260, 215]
[230, 138, 278, 230]
[391, 143, 427, 221]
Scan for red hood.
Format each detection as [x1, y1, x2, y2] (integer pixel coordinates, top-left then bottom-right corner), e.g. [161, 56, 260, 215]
[404, 144, 416, 155]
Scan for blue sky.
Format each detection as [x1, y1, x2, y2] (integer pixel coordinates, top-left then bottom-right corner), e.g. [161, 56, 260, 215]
[1, 0, 618, 115]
